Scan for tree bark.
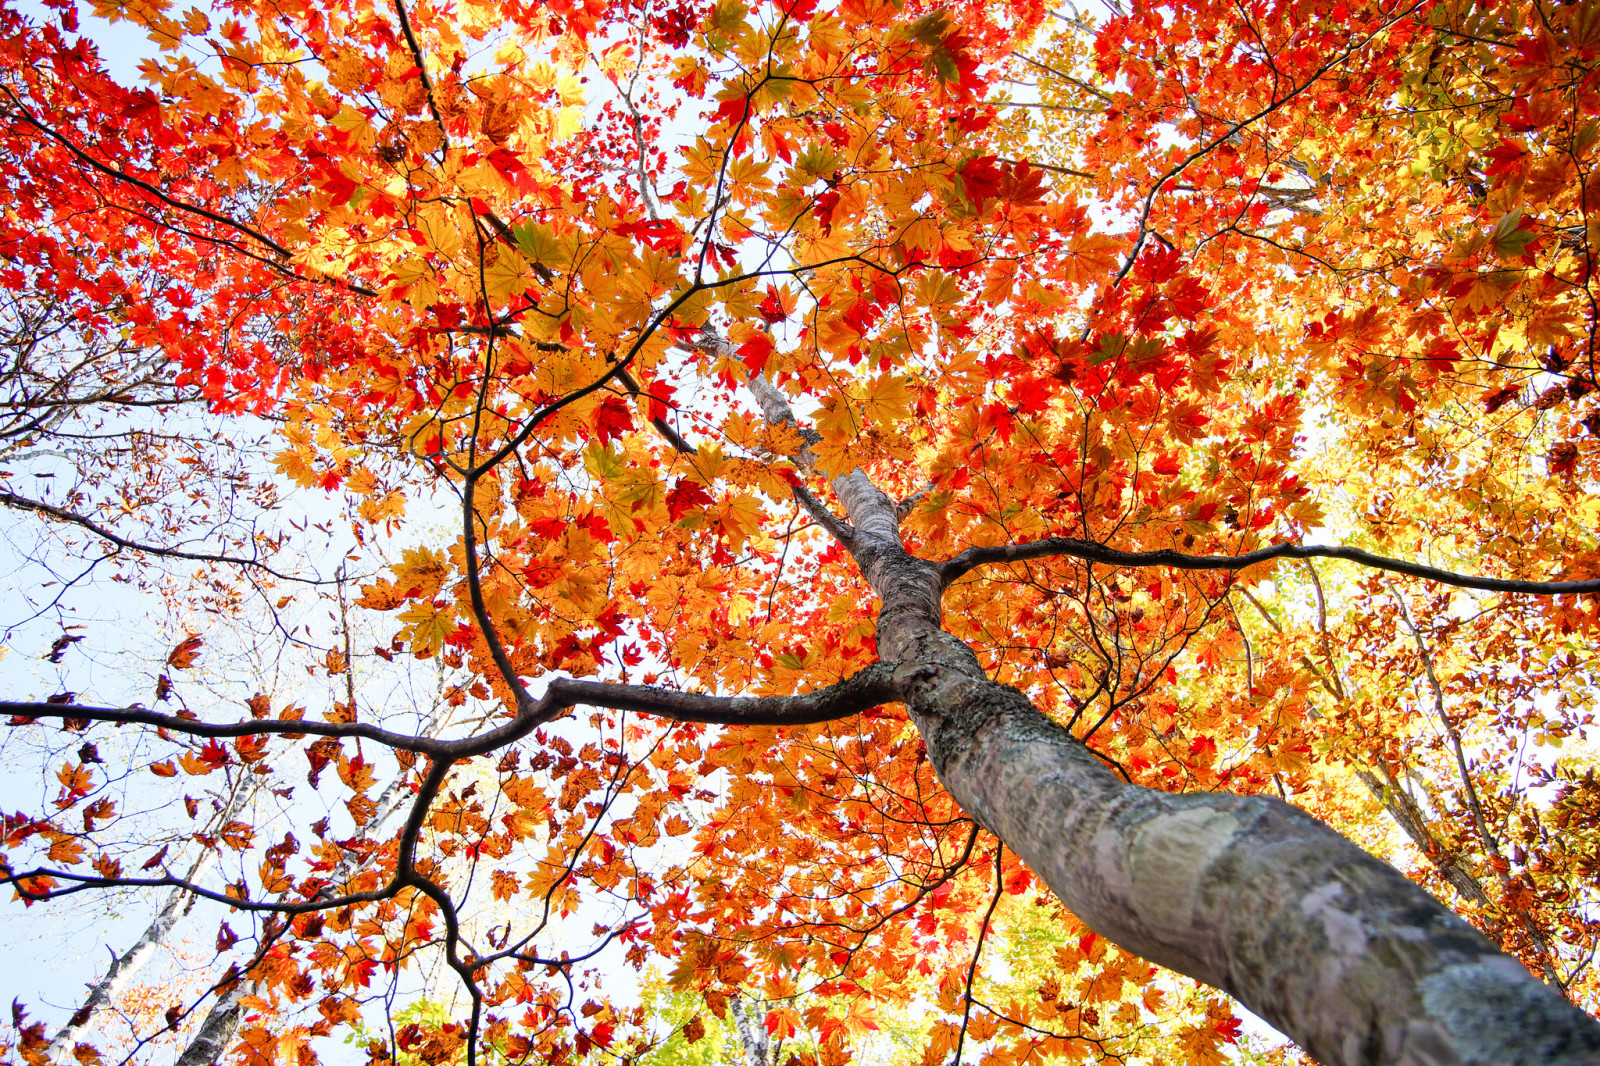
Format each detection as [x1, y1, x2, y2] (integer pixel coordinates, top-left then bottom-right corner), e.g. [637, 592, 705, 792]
[173, 985, 245, 1066]
[728, 997, 776, 1066]
[49, 781, 258, 1063]
[811, 443, 1600, 1066]
[173, 740, 438, 1065]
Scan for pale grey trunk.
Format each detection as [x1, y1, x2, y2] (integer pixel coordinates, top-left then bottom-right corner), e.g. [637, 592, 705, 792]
[1353, 766, 1496, 914]
[728, 998, 775, 1066]
[818, 457, 1600, 1066]
[49, 884, 196, 1062]
[173, 984, 246, 1066]
[173, 765, 423, 1065]
[49, 781, 257, 1063]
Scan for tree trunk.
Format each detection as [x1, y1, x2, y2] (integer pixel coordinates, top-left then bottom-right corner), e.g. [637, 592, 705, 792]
[49, 781, 257, 1063]
[728, 997, 775, 1066]
[173, 985, 246, 1066]
[823, 460, 1600, 1066]
[171, 743, 439, 1065]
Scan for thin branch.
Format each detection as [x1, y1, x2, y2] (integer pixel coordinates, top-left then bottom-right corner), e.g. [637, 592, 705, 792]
[393, 0, 451, 151]
[1301, 558, 1347, 701]
[0, 88, 294, 261]
[1008, 52, 1115, 102]
[896, 481, 935, 524]
[614, 367, 697, 455]
[1392, 596, 1498, 854]
[0, 490, 325, 584]
[949, 850, 1005, 1066]
[792, 483, 856, 546]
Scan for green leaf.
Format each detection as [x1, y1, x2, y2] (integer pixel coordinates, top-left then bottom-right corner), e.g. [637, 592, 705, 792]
[1090, 332, 1128, 365]
[1489, 209, 1536, 259]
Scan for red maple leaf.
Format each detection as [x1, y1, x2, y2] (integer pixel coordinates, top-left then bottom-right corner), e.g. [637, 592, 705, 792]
[592, 396, 633, 442]
[614, 218, 685, 252]
[957, 154, 1005, 211]
[666, 478, 713, 520]
[1009, 375, 1051, 414]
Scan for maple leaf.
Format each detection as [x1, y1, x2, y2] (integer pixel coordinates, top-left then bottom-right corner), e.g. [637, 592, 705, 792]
[758, 284, 796, 323]
[1150, 452, 1182, 476]
[666, 477, 713, 520]
[592, 396, 634, 443]
[955, 154, 1005, 212]
[614, 218, 686, 252]
[165, 636, 203, 670]
[1007, 375, 1052, 415]
[3, 0, 1599, 1063]
[863, 374, 914, 424]
[999, 160, 1047, 205]
[486, 148, 539, 195]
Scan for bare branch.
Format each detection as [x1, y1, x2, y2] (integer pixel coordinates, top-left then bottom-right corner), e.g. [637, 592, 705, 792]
[393, 0, 451, 154]
[895, 481, 934, 524]
[0, 490, 326, 584]
[615, 367, 698, 455]
[1, 660, 905, 767]
[939, 536, 1600, 596]
[544, 663, 903, 726]
[792, 482, 857, 546]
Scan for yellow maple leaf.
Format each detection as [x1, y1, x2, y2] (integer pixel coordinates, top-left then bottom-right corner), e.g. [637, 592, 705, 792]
[862, 373, 913, 426]
[396, 600, 457, 658]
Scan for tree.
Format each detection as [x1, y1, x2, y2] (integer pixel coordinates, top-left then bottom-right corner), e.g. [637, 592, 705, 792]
[1, 0, 1599, 1062]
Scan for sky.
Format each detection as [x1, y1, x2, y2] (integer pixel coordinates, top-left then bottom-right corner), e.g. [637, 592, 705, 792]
[0, 2, 1398, 1060]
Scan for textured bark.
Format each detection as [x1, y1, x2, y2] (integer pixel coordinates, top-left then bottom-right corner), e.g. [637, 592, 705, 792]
[49, 782, 257, 1062]
[792, 431, 1600, 1066]
[173, 984, 245, 1066]
[49, 879, 199, 1061]
[1353, 767, 1495, 914]
[922, 701, 1600, 1066]
[1352, 765, 1572, 997]
[728, 997, 776, 1066]
[173, 754, 429, 1065]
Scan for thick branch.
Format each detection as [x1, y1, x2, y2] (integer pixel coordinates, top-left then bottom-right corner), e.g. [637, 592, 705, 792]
[543, 663, 902, 727]
[393, 0, 451, 150]
[689, 331, 865, 543]
[1, 662, 901, 767]
[791, 482, 856, 546]
[896, 668, 1600, 1066]
[1394, 596, 1569, 993]
[737, 365, 901, 544]
[615, 367, 697, 455]
[1353, 766, 1494, 910]
[895, 481, 934, 524]
[939, 536, 1600, 596]
[172, 985, 245, 1066]
[170, 763, 424, 1066]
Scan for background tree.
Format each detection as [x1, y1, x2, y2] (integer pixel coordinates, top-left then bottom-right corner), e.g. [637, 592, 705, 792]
[1, 0, 1599, 1064]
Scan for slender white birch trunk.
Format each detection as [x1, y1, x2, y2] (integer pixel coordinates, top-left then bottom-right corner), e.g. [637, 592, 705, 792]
[728, 997, 775, 1066]
[172, 701, 456, 1066]
[48, 780, 258, 1063]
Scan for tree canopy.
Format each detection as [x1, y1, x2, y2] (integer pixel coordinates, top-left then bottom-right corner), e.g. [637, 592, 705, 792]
[2, 0, 1599, 1063]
